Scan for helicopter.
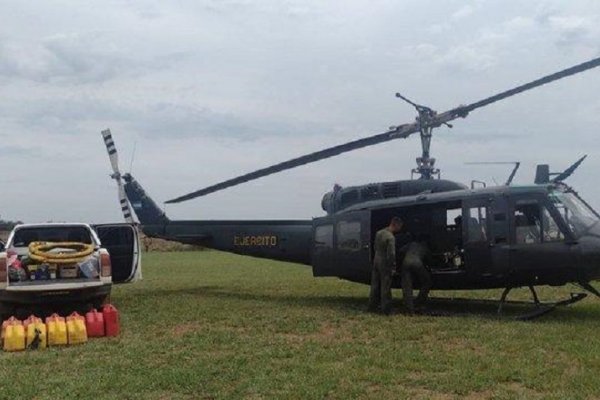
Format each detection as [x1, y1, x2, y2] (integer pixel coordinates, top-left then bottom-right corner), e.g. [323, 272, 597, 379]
[102, 56, 600, 319]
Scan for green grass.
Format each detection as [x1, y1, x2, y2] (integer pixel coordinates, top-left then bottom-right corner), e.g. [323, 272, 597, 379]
[2, 251, 600, 399]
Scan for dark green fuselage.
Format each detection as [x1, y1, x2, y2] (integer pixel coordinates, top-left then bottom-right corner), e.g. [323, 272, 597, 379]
[125, 175, 600, 291]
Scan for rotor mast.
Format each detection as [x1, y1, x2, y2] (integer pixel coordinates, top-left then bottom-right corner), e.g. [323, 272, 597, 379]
[395, 93, 452, 180]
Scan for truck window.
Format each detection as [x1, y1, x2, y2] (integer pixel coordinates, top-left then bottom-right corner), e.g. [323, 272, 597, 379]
[12, 227, 93, 247]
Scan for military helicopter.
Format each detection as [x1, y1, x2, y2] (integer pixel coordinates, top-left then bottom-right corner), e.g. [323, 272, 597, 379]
[103, 56, 600, 318]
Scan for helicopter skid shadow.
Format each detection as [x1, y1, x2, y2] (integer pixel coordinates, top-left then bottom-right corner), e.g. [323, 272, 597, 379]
[134, 286, 595, 321]
[415, 294, 593, 321]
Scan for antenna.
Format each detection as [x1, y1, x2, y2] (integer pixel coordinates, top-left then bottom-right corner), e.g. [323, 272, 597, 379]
[465, 161, 521, 186]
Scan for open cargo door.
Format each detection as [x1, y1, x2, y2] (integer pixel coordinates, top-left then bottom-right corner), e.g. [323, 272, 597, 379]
[93, 224, 141, 283]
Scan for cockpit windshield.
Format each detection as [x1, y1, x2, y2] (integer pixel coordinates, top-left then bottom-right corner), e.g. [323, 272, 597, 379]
[549, 190, 600, 235]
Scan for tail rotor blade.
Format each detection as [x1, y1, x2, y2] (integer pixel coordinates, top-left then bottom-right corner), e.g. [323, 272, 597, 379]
[101, 129, 120, 176]
[118, 180, 134, 223]
[102, 128, 135, 223]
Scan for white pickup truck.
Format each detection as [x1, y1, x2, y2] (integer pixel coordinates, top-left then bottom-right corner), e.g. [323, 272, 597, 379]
[0, 223, 140, 316]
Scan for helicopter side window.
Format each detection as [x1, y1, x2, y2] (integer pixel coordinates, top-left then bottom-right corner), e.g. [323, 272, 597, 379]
[446, 209, 462, 231]
[314, 225, 333, 248]
[336, 221, 361, 252]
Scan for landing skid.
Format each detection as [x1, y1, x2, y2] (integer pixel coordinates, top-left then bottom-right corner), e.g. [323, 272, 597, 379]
[422, 291, 587, 321]
[511, 292, 586, 321]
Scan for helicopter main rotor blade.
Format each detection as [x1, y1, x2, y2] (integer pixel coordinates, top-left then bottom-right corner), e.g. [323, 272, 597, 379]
[166, 127, 415, 203]
[166, 56, 600, 204]
[462, 57, 600, 113]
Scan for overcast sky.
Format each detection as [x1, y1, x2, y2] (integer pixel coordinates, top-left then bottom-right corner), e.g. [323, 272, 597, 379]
[1, 0, 599, 223]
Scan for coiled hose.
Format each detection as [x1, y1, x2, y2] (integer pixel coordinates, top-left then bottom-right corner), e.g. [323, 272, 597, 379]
[28, 242, 95, 264]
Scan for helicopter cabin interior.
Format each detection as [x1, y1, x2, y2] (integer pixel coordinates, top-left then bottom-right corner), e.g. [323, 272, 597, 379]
[370, 200, 486, 272]
[312, 198, 498, 285]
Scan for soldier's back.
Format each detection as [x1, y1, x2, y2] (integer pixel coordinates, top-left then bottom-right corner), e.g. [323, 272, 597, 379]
[404, 241, 429, 265]
[373, 229, 394, 265]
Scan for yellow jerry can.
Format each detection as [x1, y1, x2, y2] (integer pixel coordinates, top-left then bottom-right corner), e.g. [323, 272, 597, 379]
[46, 314, 68, 346]
[3, 323, 25, 352]
[66, 312, 88, 345]
[26, 321, 47, 350]
[2, 316, 21, 341]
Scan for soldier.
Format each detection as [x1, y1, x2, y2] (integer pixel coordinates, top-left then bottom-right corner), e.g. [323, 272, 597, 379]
[400, 235, 432, 313]
[368, 216, 403, 315]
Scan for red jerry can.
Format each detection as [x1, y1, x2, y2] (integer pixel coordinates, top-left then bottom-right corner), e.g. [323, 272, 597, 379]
[85, 309, 105, 337]
[102, 304, 120, 337]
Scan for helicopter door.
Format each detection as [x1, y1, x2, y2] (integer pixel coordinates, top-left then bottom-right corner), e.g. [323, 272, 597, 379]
[462, 199, 493, 277]
[488, 195, 511, 277]
[509, 197, 575, 281]
[311, 217, 336, 276]
[334, 210, 371, 282]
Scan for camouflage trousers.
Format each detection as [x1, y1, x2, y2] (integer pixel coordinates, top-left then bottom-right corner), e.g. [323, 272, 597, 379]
[368, 263, 393, 314]
[401, 258, 432, 312]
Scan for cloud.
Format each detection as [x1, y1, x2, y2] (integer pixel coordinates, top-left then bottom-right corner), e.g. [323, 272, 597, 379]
[1, 0, 600, 223]
[452, 5, 474, 20]
[547, 15, 598, 47]
[0, 31, 182, 84]
[0, 94, 329, 145]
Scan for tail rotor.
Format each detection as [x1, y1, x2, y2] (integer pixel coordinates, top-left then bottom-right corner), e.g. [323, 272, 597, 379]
[101, 129, 135, 223]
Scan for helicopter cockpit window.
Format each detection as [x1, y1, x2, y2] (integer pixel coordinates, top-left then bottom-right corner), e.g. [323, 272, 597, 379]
[541, 207, 564, 242]
[336, 221, 361, 252]
[314, 225, 333, 248]
[514, 203, 541, 244]
[549, 191, 599, 235]
[513, 201, 565, 244]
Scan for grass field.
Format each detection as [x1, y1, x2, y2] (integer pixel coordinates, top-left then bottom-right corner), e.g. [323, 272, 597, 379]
[2, 251, 600, 399]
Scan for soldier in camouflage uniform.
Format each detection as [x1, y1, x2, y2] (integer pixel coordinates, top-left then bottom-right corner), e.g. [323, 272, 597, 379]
[368, 217, 403, 315]
[400, 235, 432, 313]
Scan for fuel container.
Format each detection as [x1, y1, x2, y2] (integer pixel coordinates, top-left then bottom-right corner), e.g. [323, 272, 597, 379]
[24, 315, 47, 350]
[3, 320, 25, 352]
[23, 315, 41, 329]
[85, 309, 105, 337]
[46, 313, 68, 346]
[2, 316, 21, 340]
[103, 304, 120, 337]
[66, 312, 88, 345]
